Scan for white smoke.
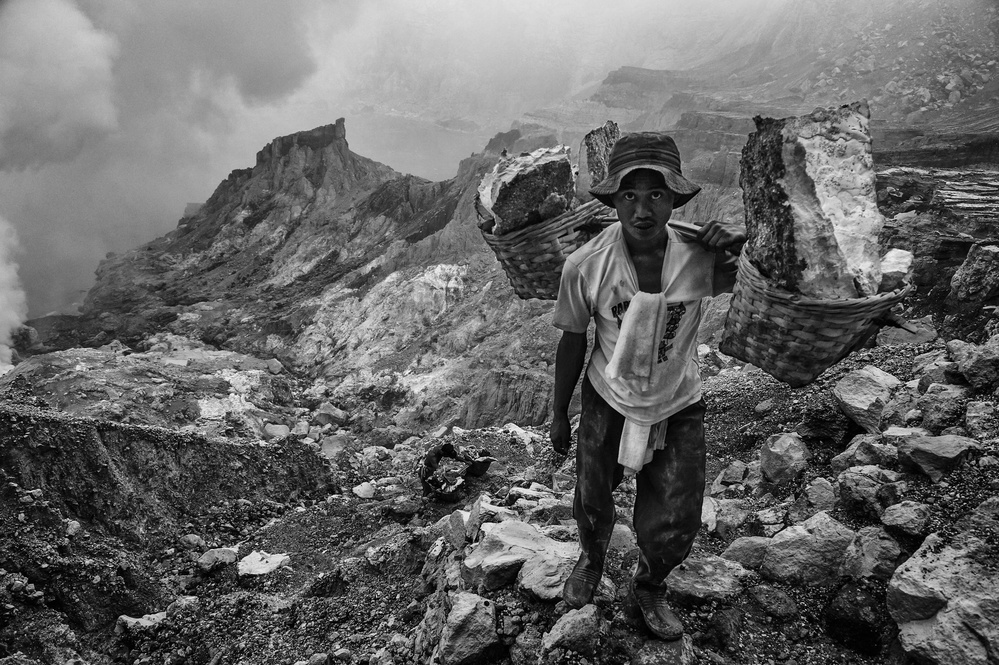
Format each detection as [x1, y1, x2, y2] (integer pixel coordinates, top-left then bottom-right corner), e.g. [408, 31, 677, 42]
[0, 0, 119, 170]
[0, 215, 27, 374]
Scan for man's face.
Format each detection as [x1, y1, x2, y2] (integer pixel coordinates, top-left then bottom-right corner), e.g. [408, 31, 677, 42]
[612, 169, 675, 247]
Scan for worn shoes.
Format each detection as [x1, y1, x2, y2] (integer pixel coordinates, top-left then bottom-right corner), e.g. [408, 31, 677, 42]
[631, 580, 684, 641]
[562, 552, 604, 608]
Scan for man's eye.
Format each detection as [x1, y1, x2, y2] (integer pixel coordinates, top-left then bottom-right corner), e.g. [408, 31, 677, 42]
[651, 192, 663, 200]
[623, 192, 636, 201]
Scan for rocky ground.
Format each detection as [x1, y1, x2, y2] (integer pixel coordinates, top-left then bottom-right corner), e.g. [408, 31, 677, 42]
[1, 326, 997, 665]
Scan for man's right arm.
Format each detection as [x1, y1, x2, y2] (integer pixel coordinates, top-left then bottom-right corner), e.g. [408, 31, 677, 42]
[550, 330, 587, 455]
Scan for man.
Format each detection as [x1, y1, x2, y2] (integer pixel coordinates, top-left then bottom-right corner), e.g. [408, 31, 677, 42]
[550, 132, 745, 640]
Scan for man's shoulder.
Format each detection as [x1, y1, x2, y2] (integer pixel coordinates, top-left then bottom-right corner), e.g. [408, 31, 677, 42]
[566, 223, 622, 271]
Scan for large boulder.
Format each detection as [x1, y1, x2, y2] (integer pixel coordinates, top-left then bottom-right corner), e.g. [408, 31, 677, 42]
[832, 366, 902, 432]
[761, 512, 855, 586]
[897, 435, 981, 482]
[887, 497, 999, 665]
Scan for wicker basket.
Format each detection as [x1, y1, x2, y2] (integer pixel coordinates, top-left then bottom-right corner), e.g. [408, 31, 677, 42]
[479, 199, 616, 300]
[720, 252, 913, 387]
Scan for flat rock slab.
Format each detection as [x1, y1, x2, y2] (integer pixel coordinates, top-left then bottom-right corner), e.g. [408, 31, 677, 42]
[897, 435, 980, 482]
[667, 555, 752, 605]
[461, 520, 577, 593]
[237, 551, 290, 576]
[888, 497, 999, 665]
[631, 635, 696, 665]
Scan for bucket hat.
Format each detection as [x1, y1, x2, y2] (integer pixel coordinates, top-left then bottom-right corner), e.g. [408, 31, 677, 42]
[589, 132, 700, 208]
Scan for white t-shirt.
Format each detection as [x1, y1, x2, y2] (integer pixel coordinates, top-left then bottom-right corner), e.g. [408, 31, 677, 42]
[553, 222, 736, 424]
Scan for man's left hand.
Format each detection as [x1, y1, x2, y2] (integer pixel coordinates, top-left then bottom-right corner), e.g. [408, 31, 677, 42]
[695, 220, 746, 254]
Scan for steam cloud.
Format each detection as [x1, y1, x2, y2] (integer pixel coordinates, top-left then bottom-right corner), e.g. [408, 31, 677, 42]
[0, 0, 778, 317]
[0, 0, 118, 169]
[0, 215, 27, 373]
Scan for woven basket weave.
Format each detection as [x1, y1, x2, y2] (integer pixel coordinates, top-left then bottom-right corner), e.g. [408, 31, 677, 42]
[720, 252, 913, 387]
[479, 199, 616, 300]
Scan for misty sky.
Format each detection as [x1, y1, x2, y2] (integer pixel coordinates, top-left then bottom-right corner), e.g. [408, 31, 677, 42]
[0, 0, 774, 318]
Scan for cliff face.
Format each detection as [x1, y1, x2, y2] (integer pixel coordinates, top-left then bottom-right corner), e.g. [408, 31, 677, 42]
[63, 119, 562, 431]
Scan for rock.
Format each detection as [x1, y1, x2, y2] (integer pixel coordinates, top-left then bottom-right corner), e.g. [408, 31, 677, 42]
[461, 520, 577, 592]
[541, 605, 606, 656]
[739, 101, 884, 298]
[315, 402, 348, 427]
[703, 607, 744, 654]
[721, 536, 771, 570]
[445, 510, 469, 550]
[882, 425, 931, 446]
[166, 595, 200, 617]
[759, 433, 810, 487]
[879, 248, 914, 291]
[824, 582, 893, 655]
[476, 145, 574, 236]
[178, 533, 206, 551]
[265, 358, 284, 374]
[713, 498, 750, 539]
[747, 504, 787, 538]
[888, 497, 999, 665]
[631, 635, 696, 665]
[237, 551, 290, 576]
[881, 501, 932, 536]
[710, 459, 749, 496]
[352, 482, 377, 499]
[761, 512, 855, 585]
[747, 584, 798, 621]
[949, 334, 999, 389]
[115, 611, 167, 635]
[897, 435, 980, 482]
[263, 423, 291, 440]
[964, 401, 996, 439]
[917, 360, 965, 394]
[830, 434, 897, 473]
[787, 477, 837, 523]
[574, 121, 620, 203]
[840, 526, 904, 581]
[434, 592, 502, 665]
[65, 520, 82, 537]
[666, 555, 752, 606]
[837, 465, 905, 519]
[197, 547, 238, 572]
[944, 243, 999, 343]
[918, 383, 971, 432]
[832, 366, 901, 433]
[877, 315, 938, 345]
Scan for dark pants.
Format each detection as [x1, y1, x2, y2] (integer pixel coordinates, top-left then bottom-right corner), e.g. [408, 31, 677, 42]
[574, 376, 706, 587]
